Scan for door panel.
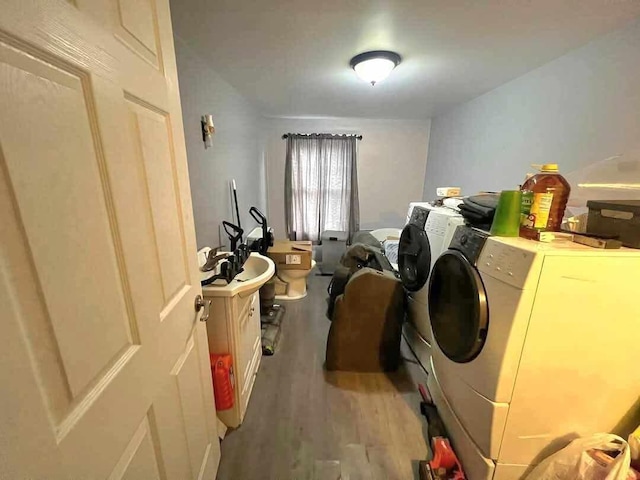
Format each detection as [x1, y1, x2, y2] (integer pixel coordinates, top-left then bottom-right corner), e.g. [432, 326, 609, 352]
[174, 336, 211, 478]
[0, 40, 156, 478]
[0, 0, 220, 477]
[108, 415, 163, 480]
[78, 0, 163, 70]
[0, 42, 137, 397]
[117, 0, 160, 58]
[127, 98, 189, 305]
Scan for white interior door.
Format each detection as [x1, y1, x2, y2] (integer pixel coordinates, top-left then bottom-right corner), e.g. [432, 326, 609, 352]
[0, 0, 220, 478]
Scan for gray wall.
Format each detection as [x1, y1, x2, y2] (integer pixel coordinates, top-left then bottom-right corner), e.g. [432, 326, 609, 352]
[173, 36, 266, 249]
[423, 19, 640, 202]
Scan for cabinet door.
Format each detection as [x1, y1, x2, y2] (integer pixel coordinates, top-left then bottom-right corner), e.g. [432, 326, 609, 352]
[237, 293, 258, 382]
[236, 293, 261, 414]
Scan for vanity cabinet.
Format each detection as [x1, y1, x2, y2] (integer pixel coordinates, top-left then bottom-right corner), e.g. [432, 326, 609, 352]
[203, 289, 262, 428]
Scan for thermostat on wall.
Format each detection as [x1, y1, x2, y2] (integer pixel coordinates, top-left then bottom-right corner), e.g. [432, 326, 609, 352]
[436, 187, 461, 197]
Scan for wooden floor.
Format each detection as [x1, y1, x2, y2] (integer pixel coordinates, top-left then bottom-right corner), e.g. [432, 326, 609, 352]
[216, 271, 430, 480]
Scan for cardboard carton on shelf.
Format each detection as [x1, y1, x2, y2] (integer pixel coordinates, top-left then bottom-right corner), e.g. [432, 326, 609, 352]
[267, 240, 313, 270]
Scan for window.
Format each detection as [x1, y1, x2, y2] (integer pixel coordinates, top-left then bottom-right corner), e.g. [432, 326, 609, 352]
[285, 134, 360, 242]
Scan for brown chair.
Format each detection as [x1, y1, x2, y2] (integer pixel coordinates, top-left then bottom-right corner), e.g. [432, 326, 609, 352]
[325, 268, 405, 372]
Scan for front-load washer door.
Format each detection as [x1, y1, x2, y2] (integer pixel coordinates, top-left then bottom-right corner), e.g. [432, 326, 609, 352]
[398, 223, 431, 292]
[428, 250, 488, 363]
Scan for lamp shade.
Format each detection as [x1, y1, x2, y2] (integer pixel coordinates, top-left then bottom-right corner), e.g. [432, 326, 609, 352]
[350, 51, 401, 86]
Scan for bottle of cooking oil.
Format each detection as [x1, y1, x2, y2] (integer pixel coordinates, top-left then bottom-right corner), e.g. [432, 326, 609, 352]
[519, 164, 571, 240]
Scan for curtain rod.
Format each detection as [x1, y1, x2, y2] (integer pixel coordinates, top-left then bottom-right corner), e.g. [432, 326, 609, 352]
[282, 133, 363, 140]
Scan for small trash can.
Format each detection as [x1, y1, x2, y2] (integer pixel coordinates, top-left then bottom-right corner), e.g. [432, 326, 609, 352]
[319, 230, 348, 275]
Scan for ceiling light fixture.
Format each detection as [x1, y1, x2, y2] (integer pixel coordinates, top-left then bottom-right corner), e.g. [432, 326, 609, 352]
[350, 50, 402, 86]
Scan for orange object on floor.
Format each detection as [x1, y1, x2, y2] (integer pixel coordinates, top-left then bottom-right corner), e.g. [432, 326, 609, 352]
[210, 353, 234, 411]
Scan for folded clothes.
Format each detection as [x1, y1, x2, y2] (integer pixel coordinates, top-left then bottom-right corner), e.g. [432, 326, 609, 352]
[459, 213, 493, 231]
[460, 193, 500, 229]
[458, 206, 492, 223]
[466, 194, 500, 209]
[463, 194, 499, 215]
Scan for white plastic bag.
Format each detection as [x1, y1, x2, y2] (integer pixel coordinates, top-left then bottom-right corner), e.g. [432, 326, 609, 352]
[526, 434, 632, 480]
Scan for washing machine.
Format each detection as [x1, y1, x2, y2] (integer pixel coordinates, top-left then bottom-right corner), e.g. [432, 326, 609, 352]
[398, 202, 463, 374]
[427, 225, 640, 479]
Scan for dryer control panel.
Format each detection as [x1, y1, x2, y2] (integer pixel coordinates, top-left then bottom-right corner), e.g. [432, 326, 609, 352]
[478, 239, 538, 289]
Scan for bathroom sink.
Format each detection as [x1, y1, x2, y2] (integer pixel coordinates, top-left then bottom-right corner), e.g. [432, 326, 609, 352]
[200, 252, 275, 298]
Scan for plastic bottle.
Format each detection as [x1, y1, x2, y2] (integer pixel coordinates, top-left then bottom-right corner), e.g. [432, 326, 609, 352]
[210, 353, 234, 410]
[519, 164, 571, 240]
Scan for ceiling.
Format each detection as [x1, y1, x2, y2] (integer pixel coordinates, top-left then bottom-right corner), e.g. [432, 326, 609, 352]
[170, 0, 640, 120]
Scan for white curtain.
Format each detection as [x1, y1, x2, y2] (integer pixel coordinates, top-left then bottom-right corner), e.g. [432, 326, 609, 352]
[285, 134, 360, 242]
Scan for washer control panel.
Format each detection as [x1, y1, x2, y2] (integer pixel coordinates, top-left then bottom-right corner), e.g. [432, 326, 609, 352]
[409, 206, 430, 230]
[425, 211, 450, 236]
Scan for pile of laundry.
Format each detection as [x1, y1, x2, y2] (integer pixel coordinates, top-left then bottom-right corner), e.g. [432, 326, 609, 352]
[458, 194, 500, 230]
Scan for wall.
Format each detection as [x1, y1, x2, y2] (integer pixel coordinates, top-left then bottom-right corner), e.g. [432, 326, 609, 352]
[263, 117, 431, 239]
[423, 19, 640, 203]
[173, 35, 266, 249]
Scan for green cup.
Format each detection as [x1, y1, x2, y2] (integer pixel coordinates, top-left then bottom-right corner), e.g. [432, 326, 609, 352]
[491, 190, 522, 237]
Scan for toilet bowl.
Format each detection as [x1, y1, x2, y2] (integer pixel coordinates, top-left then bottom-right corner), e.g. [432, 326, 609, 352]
[274, 260, 317, 300]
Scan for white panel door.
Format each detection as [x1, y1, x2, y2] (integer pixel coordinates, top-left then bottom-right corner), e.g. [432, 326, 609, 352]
[0, 0, 220, 478]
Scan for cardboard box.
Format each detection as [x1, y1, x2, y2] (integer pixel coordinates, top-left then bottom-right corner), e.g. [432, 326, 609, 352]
[267, 240, 313, 270]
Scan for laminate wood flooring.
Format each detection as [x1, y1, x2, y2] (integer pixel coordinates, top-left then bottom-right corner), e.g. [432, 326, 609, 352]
[216, 271, 430, 480]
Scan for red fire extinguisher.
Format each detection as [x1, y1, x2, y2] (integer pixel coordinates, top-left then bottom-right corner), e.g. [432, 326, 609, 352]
[210, 353, 234, 411]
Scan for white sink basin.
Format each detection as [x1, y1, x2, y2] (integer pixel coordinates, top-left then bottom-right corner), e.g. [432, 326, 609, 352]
[200, 251, 275, 298]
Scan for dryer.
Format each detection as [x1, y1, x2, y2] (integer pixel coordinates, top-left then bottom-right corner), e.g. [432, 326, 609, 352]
[398, 202, 463, 374]
[428, 226, 640, 479]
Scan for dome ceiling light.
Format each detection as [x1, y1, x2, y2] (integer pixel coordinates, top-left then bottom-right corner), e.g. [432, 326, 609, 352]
[349, 50, 402, 86]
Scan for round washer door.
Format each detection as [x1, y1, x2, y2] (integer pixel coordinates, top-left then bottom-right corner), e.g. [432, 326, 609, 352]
[428, 250, 489, 363]
[398, 224, 431, 292]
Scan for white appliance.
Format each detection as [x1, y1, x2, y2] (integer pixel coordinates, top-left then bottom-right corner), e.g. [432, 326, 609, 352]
[410, 210, 464, 304]
[428, 226, 640, 480]
[400, 202, 463, 374]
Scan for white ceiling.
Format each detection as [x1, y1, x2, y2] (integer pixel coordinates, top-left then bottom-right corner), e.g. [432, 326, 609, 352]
[170, 0, 640, 120]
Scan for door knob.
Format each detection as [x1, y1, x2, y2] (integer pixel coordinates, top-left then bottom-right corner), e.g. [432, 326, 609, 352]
[194, 295, 211, 322]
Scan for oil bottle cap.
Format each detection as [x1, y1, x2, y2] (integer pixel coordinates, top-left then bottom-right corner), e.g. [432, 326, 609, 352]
[532, 163, 559, 172]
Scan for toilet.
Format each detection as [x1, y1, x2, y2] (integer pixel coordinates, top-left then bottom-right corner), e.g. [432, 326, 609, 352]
[274, 260, 317, 300]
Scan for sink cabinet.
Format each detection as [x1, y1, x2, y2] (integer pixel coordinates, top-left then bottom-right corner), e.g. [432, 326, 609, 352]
[203, 289, 262, 428]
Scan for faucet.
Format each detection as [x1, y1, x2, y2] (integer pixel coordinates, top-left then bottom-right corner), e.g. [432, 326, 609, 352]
[200, 246, 229, 272]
